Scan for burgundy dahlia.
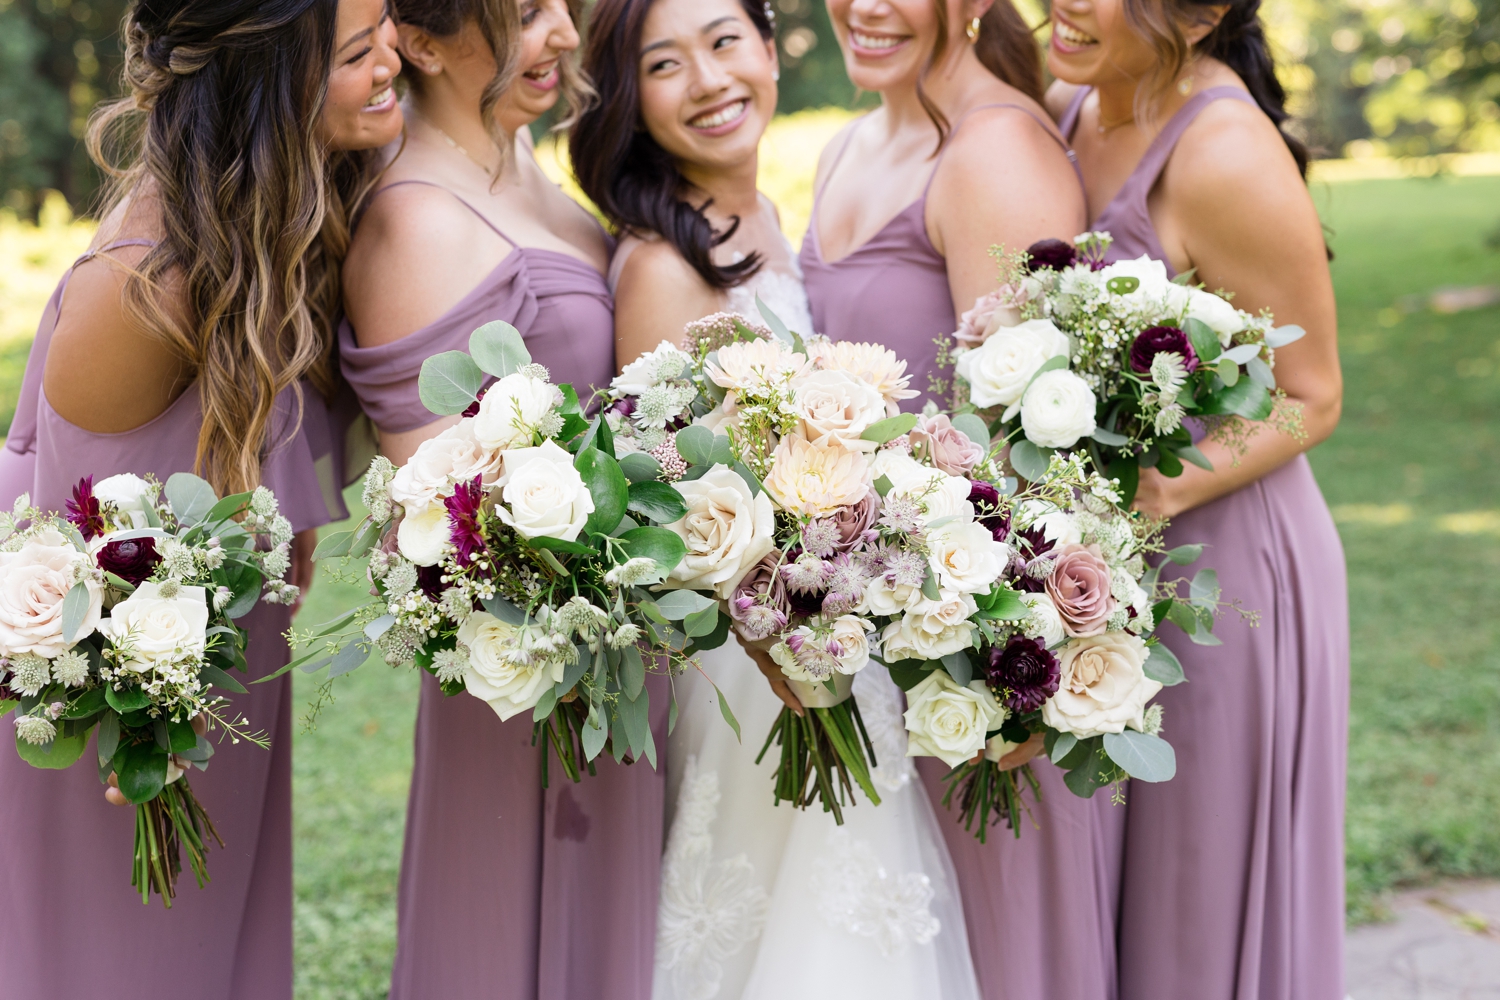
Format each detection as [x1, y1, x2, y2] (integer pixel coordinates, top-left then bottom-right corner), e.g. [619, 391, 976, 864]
[97, 537, 160, 585]
[985, 634, 1061, 713]
[445, 476, 489, 568]
[1024, 238, 1078, 273]
[1128, 325, 1199, 374]
[967, 480, 1011, 543]
[66, 477, 106, 541]
[461, 383, 492, 419]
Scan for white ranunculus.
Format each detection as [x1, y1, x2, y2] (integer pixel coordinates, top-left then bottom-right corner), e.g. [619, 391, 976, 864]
[100, 583, 209, 670]
[396, 502, 451, 567]
[390, 421, 502, 512]
[1041, 632, 1163, 738]
[927, 520, 1008, 595]
[472, 373, 563, 452]
[1185, 288, 1247, 347]
[458, 612, 567, 721]
[613, 340, 691, 396]
[1020, 369, 1097, 449]
[869, 451, 927, 492]
[1099, 255, 1174, 303]
[857, 575, 926, 616]
[1019, 500, 1084, 547]
[880, 592, 978, 661]
[954, 319, 1072, 410]
[828, 615, 875, 674]
[790, 368, 887, 452]
[1020, 592, 1066, 648]
[903, 672, 1005, 768]
[661, 464, 775, 599]
[94, 474, 154, 529]
[878, 457, 974, 525]
[494, 440, 595, 542]
[0, 529, 103, 658]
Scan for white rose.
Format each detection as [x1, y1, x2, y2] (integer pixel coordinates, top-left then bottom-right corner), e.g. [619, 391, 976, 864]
[0, 529, 104, 658]
[954, 319, 1071, 410]
[613, 340, 691, 396]
[494, 440, 595, 542]
[790, 368, 887, 452]
[1020, 369, 1097, 449]
[100, 583, 209, 670]
[1185, 288, 1247, 347]
[1020, 592, 1066, 648]
[880, 592, 978, 661]
[828, 615, 875, 674]
[1041, 632, 1163, 738]
[1099, 255, 1173, 303]
[857, 575, 925, 616]
[94, 474, 154, 529]
[660, 465, 775, 599]
[903, 672, 1005, 768]
[472, 373, 563, 452]
[458, 612, 567, 722]
[927, 520, 1008, 595]
[695, 396, 741, 434]
[869, 451, 927, 492]
[878, 458, 974, 524]
[1019, 500, 1083, 547]
[396, 502, 451, 567]
[390, 421, 503, 511]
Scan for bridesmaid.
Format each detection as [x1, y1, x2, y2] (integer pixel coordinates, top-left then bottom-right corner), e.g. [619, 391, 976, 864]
[800, 2, 1124, 998]
[338, 2, 663, 998]
[1045, 0, 1348, 996]
[0, 1, 402, 998]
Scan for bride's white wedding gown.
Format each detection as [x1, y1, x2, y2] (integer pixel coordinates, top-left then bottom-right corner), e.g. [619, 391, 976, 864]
[630, 242, 982, 1000]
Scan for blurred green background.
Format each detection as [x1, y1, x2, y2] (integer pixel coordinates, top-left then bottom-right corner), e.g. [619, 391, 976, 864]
[1, 0, 1498, 996]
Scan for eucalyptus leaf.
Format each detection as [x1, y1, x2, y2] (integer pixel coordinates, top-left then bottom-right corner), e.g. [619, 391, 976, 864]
[582, 719, 608, 761]
[674, 425, 715, 466]
[1220, 343, 1262, 364]
[882, 657, 935, 692]
[1091, 426, 1129, 447]
[1246, 356, 1277, 389]
[311, 528, 355, 561]
[1185, 317, 1223, 364]
[710, 434, 735, 467]
[860, 413, 918, 444]
[1009, 439, 1052, 482]
[651, 589, 717, 621]
[627, 480, 688, 524]
[1143, 642, 1185, 686]
[683, 604, 720, 638]
[364, 615, 397, 641]
[96, 711, 120, 763]
[1163, 543, 1204, 565]
[202, 491, 255, 527]
[61, 581, 93, 644]
[921, 572, 942, 601]
[1062, 742, 1111, 798]
[1189, 568, 1220, 609]
[715, 686, 741, 742]
[1216, 357, 1240, 387]
[732, 461, 763, 497]
[531, 686, 560, 724]
[1049, 731, 1079, 764]
[617, 687, 650, 760]
[1166, 601, 1200, 635]
[164, 473, 218, 527]
[617, 526, 688, 579]
[468, 321, 530, 378]
[481, 594, 528, 625]
[619, 452, 662, 484]
[949, 413, 992, 451]
[620, 644, 646, 700]
[418, 350, 486, 415]
[873, 474, 895, 498]
[1103, 729, 1176, 782]
[1020, 354, 1070, 400]
[1173, 445, 1215, 471]
[328, 640, 373, 678]
[1264, 324, 1306, 348]
[940, 651, 972, 687]
[556, 651, 589, 698]
[756, 295, 794, 345]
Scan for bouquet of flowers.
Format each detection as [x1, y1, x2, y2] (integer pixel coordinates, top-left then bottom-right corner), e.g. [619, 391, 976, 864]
[951, 232, 1306, 506]
[0, 473, 297, 904]
[291, 322, 726, 783]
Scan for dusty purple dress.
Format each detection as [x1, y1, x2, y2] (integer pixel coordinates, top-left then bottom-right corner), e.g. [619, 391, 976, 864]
[801, 106, 1126, 1000]
[1061, 86, 1350, 1000]
[0, 240, 353, 1000]
[339, 181, 664, 1000]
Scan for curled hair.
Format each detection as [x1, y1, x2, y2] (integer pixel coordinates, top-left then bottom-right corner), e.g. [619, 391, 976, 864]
[86, 0, 385, 495]
[1124, 0, 1309, 176]
[572, 0, 774, 291]
[920, 1, 1044, 152]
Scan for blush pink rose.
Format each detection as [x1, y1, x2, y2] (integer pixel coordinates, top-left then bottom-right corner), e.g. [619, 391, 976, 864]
[1045, 543, 1118, 638]
[909, 414, 986, 476]
[954, 284, 1033, 349]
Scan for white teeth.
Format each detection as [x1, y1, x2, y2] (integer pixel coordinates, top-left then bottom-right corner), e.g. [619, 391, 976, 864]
[364, 87, 392, 109]
[690, 101, 747, 129]
[1054, 22, 1097, 45]
[852, 31, 904, 50]
[525, 65, 556, 80]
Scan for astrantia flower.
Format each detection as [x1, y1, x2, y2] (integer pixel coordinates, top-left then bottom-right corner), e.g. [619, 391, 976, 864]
[1129, 326, 1198, 374]
[67, 477, 106, 541]
[801, 519, 842, 559]
[51, 649, 89, 688]
[780, 553, 831, 595]
[432, 648, 469, 685]
[605, 557, 662, 588]
[821, 554, 873, 617]
[97, 537, 160, 586]
[879, 495, 925, 536]
[883, 548, 928, 589]
[1025, 238, 1078, 273]
[15, 714, 57, 746]
[608, 624, 645, 649]
[985, 634, 1061, 713]
[8, 653, 50, 697]
[1150, 352, 1190, 400]
[445, 475, 488, 567]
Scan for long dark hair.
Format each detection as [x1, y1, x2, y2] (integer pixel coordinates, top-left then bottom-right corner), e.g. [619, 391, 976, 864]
[921, 1, 1044, 150]
[572, 0, 774, 291]
[87, 0, 384, 494]
[1125, 0, 1309, 176]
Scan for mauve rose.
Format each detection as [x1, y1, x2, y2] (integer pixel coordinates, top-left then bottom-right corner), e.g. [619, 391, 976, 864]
[985, 634, 1061, 713]
[97, 537, 161, 586]
[729, 552, 791, 641]
[910, 414, 986, 476]
[830, 491, 880, 551]
[1128, 325, 1199, 374]
[1045, 544, 1118, 637]
[1025, 239, 1078, 272]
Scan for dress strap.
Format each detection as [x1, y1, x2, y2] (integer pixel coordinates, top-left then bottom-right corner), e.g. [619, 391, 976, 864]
[1113, 87, 1259, 203]
[923, 102, 1081, 200]
[73, 238, 156, 268]
[811, 115, 870, 208]
[1059, 87, 1091, 142]
[367, 179, 518, 248]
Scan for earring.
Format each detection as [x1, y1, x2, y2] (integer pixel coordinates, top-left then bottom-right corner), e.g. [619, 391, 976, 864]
[428, 64, 441, 74]
[773, 70, 781, 81]
[966, 16, 982, 42]
[1177, 75, 1194, 95]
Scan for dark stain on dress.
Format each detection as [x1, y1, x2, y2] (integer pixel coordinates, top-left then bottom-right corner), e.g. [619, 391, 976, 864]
[552, 787, 591, 842]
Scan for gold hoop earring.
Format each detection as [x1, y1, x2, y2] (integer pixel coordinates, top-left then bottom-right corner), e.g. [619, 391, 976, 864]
[966, 16, 982, 43]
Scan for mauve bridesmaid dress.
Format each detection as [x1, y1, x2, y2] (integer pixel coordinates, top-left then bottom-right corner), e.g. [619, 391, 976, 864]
[0, 239, 354, 1000]
[338, 181, 664, 1000]
[1058, 87, 1350, 1000]
[800, 106, 1126, 1000]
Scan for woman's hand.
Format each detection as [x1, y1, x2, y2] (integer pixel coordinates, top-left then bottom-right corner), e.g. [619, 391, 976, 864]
[105, 715, 208, 806]
[733, 631, 803, 717]
[997, 732, 1046, 771]
[289, 528, 317, 615]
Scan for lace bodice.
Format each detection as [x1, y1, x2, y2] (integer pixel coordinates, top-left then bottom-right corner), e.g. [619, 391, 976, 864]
[724, 240, 816, 336]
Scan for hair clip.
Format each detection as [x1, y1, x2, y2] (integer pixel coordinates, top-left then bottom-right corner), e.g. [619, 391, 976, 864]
[763, 1, 777, 30]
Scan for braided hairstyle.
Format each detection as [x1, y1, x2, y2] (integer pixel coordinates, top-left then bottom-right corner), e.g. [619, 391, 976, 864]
[1125, 0, 1309, 176]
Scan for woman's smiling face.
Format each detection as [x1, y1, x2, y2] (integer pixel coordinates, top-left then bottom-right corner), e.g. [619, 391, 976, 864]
[318, 0, 404, 150]
[500, 0, 582, 129]
[635, 0, 778, 174]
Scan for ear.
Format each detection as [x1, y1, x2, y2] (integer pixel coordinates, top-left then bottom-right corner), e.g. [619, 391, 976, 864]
[764, 31, 780, 80]
[1184, 4, 1230, 45]
[968, 0, 998, 19]
[397, 23, 442, 75]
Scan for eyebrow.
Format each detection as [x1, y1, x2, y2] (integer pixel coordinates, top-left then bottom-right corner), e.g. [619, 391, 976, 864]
[640, 16, 741, 57]
[338, 26, 376, 53]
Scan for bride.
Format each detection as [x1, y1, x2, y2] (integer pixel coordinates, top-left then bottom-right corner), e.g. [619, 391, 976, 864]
[572, 2, 980, 998]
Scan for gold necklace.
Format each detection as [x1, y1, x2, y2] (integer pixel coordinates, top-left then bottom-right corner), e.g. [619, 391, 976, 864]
[431, 123, 497, 177]
[1097, 110, 1135, 133]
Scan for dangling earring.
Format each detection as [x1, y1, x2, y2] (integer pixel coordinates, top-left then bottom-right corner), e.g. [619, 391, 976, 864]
[966, 16, 982, 43]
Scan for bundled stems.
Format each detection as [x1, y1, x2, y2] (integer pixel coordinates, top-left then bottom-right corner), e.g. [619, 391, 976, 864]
[132, 778, 222, 907]
[941, 760, 1042, 844]
[535, 701, 597, 788]
[755, 699, 881, 825]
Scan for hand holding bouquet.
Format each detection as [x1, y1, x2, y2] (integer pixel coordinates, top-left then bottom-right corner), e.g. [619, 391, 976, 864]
[0, 473, 296, 903]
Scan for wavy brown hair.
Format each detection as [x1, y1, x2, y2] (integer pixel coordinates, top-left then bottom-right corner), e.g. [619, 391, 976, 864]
[86, 0, 385, 495]
[921, 0, 1045, 151]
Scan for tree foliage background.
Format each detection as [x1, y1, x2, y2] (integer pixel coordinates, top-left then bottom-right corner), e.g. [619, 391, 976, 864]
[0, 0, 1495, 217]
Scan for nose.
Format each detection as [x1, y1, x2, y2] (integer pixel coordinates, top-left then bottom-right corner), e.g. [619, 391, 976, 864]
[549, 2, 581, 53]
[686, 51, 732, 102]
[375, 19, 400, 81]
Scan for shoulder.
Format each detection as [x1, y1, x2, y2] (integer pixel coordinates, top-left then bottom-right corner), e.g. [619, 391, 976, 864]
[936, 99, 1077, 195]
[1166, 91, 1306, 214]
[1045, 80, 1085, 124]
[615, 235, 706, 299]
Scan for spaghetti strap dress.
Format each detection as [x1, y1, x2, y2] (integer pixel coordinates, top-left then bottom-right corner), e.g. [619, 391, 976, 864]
[0, 239, 353, 1000]
[338, 180, 664, 1000]
[1060, 86, 1350, 1000]
[800, 104, 1126, 1000]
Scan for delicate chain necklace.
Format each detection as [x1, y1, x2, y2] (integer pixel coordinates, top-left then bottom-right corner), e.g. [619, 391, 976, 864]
[1097, 110, 1135, 134]
[430, 123, 497, 177]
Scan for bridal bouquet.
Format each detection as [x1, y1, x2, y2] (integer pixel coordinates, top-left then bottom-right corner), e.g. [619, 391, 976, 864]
[951, 232, 1306, 505]
[0, 473, 296, 904]
[293, 322, 722, 782]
